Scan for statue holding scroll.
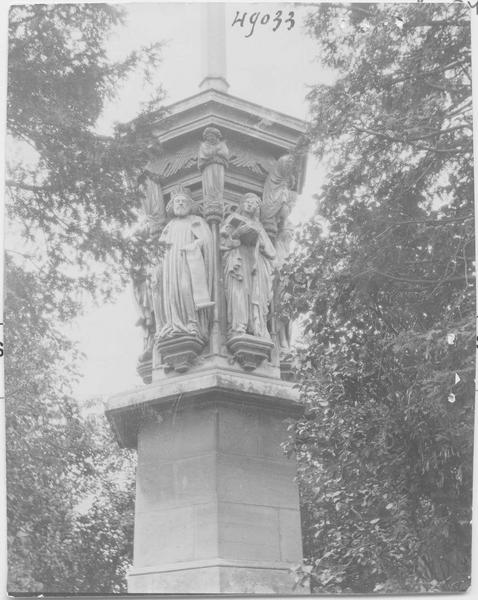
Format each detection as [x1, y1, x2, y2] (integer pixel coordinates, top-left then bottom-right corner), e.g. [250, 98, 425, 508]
[221, 193, 276, 339]
[157, 186, 214, 341]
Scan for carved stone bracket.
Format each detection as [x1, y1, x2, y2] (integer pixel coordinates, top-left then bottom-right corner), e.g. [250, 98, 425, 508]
[156, 334, 204, 373]
[280, 360, 295, 382]
[137, 359, 153, 385]
[226, 334, 274, 371]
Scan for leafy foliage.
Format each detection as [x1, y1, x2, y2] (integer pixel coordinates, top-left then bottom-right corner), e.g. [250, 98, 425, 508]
[5, 4, 163, 592]
[286, 2, 474, 593]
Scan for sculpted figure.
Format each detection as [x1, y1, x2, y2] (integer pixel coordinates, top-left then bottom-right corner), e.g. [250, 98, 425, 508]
[274, 202, 295, 355]
[157, 186, 214, 341]
[261, 154, 296, 238]
[139, 173, 167, 237]
[132, 261, 155, 363]
[135, 174, 168, 339]
[132, 175, 168, 367]
[221, 193, 276, 339]
[198, 127, 229, 214]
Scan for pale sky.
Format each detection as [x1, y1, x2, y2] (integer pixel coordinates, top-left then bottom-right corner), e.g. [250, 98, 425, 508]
[71, 2, 334, 403]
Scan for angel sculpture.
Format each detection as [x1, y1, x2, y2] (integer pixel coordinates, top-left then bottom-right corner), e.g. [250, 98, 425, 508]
[274, 204, 295, 356]
[260, 153, 296, 239]
[221, 193, 276, 339]
[156, 185, 214, 341]
[260, 154, 298, 355]
[131, 259, 155, 364]
[136, 173, 168, 338]
[198, 127, 229, 217]
[131, 174, 168, 367]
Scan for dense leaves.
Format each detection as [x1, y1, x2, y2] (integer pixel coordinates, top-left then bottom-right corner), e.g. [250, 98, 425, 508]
[286, 3, 474, 593]
[5, 4, 163, 592]
[7, 3, 164, 304]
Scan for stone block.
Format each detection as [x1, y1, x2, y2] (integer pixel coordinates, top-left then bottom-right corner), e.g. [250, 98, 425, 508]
[128, 565, 221, 594]
[217, 453, 299, 508]
[194, 503, 219, 558]
[137, 407, 217, 463]
[217, 405, 261, 456]
[279, 508, 304, 563]
[133, 505, 195, 566]
[136, 454, 216, 512]
[260, 410, 293, 458]
[128, 563, 306, 594]
[218, 502, 280, 561]
[218, 565, 304, 594]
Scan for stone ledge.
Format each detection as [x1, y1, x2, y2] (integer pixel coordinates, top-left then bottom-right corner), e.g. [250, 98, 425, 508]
[105, 368, 302, 448]
[128, 557, 297, 576]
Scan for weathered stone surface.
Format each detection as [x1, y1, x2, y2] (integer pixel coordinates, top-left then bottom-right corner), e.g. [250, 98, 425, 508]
[128, 561, 307, 594]
[127, 396, 304, 593]
[218, 502, 281, 561]
[105, 368, 301, 449]
[217, 454, 299, 508]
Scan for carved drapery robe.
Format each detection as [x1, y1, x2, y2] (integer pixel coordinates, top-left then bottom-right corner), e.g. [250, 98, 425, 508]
[221, 213, 276, 339]
[137, 175, 168, 339]
[132, 268, 155, 360]
[198, 139, 229, 207]
[274, 216, 294, 353]
[158, 215, 214, 340]
[261, 155, 296, 238]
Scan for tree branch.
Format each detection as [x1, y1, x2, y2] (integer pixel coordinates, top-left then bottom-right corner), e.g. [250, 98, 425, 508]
[375, 216, 473, 240]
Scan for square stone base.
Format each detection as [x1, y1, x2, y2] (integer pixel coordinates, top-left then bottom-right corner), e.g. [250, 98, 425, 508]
[106, 369, 307, 594]
[128, 561, 307, 594]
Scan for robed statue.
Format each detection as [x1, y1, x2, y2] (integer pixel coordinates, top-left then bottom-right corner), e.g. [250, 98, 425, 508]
[131, 259, 155, 363]
[261, 153, 296, 239]
[157, 185, 214, 341]
[221, 193, 276, 339]
[132, 174, 167, 367]
[198, 126, 229, 217]
[274, 204, 294, 355]
[260, 154, 298, 355]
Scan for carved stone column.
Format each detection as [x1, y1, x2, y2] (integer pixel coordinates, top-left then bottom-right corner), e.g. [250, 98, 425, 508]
[107, 87, 309, 594]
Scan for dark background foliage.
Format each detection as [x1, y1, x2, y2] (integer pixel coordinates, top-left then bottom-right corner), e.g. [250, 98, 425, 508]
[284, 2, 474, 593]
[5, 4, 163, 592]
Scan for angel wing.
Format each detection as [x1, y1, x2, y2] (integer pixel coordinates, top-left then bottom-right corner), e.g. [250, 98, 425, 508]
[140, 176, 167, 233]
[260, 160, 288, 226]
[152, 144, 197, 179]
[228, 140, 274, 175]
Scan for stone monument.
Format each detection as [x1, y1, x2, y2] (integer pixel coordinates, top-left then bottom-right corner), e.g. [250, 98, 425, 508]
[106, 4, 309, 593]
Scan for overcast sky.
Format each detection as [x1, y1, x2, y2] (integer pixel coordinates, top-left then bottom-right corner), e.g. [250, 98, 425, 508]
[71, 1, 334, 403]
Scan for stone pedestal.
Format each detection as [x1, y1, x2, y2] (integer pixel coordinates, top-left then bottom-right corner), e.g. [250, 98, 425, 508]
[106, 370, 306, 594]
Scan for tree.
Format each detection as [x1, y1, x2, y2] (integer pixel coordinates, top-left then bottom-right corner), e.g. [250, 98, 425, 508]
[285, 2, 473, 593]
[5, 4, 163, 591]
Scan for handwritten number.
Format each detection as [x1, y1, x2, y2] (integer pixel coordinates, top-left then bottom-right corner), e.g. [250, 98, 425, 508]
[285, 12, 295, 30]
[272, 10, 283, 32]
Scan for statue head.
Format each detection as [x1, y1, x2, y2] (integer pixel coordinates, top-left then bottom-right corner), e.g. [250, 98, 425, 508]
[239, 193, 261, 219]
[168, 185, 193, 218]
[203, 126, 222, 144]
[277, 154, 295, 178]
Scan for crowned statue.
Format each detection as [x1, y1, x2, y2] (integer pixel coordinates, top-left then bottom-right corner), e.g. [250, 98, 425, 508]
[156, 185, 214, 341]
[221, 193, 276, 339]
